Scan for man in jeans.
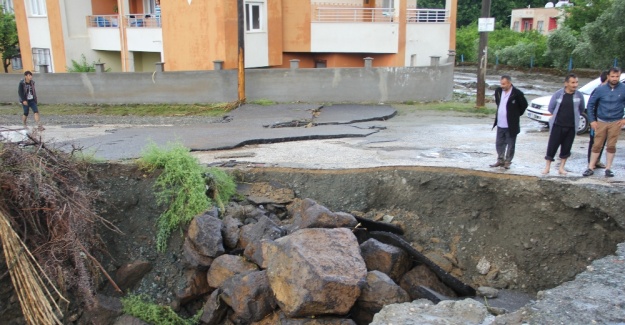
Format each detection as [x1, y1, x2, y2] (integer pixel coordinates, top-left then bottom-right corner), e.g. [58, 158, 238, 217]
[584, 67, 625, 177]
[17, 70, 41, 129]
[490, 75, 529, 169]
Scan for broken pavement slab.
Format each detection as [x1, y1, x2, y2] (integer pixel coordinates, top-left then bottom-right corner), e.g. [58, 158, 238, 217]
[33, 104, 395, 161]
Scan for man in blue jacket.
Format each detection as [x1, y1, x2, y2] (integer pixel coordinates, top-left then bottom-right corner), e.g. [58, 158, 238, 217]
[490, 75, 528, 169]
[584, 67, 625, 177]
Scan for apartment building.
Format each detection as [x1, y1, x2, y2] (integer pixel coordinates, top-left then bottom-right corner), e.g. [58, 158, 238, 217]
[510, 1, 570, 36]
[12, 0, 457, 73]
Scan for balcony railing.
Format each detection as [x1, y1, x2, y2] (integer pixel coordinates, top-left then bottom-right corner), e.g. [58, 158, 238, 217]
[86, 15, 120, 28]
[125, 14, 161, 28]
[407, 9, 448, 23]
[314, 7, 395, 23]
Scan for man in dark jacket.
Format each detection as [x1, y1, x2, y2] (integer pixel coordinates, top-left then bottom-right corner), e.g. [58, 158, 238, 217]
[17, 70, 41, 129]
[490, 75, 528, 169]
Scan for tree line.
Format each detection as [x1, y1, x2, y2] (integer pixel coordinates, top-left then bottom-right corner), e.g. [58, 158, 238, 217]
[447, 0, 625, 70]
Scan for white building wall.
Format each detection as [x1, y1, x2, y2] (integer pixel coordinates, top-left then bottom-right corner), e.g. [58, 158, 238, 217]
[27, 17, 52, 49]
[126, 28, 163, 52]
[405, 23, 450, 66]
[245, 32, 269, 68]
[311, 22, 398, 53]
[88, 28, 122, 51]
[59, 0, 100, 69]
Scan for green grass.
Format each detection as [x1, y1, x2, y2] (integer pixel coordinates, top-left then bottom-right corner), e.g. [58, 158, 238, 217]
[138, 142, 211, 252]
[394, 101, 497, 116]
[205, 167, 237, 212]
[121, 294, 201, 325]
[248, 99, 276, 106]
[0, 103, 229, 117]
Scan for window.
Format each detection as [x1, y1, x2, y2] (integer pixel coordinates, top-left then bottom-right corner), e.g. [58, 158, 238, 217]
[2, 0, 13, 13]
[11, 56, 22, 70]
[537, 21, 544, 32]
[245, 2, 263, 32]
[28, 0, 46, 16]
[513, 21, 519, 32]
[32, 48, 51, 72]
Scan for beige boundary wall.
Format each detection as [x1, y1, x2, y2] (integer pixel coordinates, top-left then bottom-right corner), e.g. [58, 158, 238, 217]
[0, 65, 453, 105]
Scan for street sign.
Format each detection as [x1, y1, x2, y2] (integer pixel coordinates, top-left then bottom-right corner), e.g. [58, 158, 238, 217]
[478, 18, 495, 32]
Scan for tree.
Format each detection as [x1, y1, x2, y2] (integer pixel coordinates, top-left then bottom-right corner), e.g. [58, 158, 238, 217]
[562, 0, 613, 34]
[573, 0, 625, 69]
[0, 6, 19, 73]
[545, 27, 578, 69]
[417, 0, 549, 28]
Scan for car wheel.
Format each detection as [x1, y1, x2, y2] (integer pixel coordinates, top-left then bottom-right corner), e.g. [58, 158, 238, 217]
[577, 112, 590, 135]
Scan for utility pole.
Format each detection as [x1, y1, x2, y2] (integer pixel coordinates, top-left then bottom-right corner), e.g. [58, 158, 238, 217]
[237, 0, 246, 103]
[476, 0, 491, 108]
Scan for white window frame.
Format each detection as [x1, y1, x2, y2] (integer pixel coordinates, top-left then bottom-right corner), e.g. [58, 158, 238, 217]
[2, 0, 14, 14]
[512, 21, 519, 32]
[28, 0, 46, 16]
[245, 2, 264, 32]
[32, 48, 51, 72]
[537, 20, 544, 32]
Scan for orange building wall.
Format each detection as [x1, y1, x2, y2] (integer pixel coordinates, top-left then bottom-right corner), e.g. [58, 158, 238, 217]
[13, 0, 32, 71]
[267, 0, 283, 66]
[449, 0, 457, 50]
[91, 0, 117, 15]
[162, 0, 239, 71]
[277, 52, 397, 69]
[282, 0, 310, 52]
[46, 0, 66, 72]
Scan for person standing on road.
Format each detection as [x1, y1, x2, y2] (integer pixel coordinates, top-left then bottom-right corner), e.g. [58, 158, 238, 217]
[542, 74, 585, 175]
[584, 67, 625, 177]
[17, 71, 42, 130]
[587, 70, 609, 168]
[490, 75, 529, 169]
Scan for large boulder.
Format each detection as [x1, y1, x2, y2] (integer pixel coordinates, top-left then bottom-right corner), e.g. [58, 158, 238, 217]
[199, 289, 228, 325]
[240, 216, 284, 266]
[288, 199, 358, 232]
[222, 215, 243, 249]
[360, 238, 412, 282]
[206, 254, 259, 289]
[182, 238, 214, 270]
[221, 270, 277, 324]
[174, 269, 211, 306]
[400, 264, 457, 300]
[266, 228, 367, 317]
[187, 215, 225, 258]
[351, 271, 411, 325]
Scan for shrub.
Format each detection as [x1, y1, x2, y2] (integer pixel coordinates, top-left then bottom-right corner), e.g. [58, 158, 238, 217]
[138, 142, 211, 252]
[121, 294, 201, 325]
[67, 54, 110, 72]
[205, 167, 237, 212]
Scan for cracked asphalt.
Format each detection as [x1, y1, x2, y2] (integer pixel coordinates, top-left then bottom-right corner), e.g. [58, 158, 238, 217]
[2, 102, 625, 185]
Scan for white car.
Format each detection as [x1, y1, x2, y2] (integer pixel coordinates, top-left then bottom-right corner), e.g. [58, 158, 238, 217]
[525, 73, 625, 134]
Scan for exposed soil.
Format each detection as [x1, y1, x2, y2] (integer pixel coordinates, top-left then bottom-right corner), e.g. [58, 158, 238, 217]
[2, 162, 625, 324]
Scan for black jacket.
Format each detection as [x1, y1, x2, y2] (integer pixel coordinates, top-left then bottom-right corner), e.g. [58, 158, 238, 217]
[492, 86, 528, 135]
[18, 79, 37, 104]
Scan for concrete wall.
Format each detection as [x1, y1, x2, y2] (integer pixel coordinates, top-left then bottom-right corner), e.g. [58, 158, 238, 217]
[0, 64, 453, 104]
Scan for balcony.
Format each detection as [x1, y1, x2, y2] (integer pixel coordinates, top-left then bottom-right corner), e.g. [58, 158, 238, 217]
[87, 15, 121, 51]
[311, 7, 398, 53]
[86, 14, 162, 53]
[124, 14, 162, 52]
[406, 9, 448, 23]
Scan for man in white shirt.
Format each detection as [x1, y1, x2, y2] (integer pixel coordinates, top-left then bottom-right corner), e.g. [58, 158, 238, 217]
[490, 75, 528, 169]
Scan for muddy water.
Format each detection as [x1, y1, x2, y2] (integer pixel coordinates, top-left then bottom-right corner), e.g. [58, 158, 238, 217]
[237, 166, 625, 294]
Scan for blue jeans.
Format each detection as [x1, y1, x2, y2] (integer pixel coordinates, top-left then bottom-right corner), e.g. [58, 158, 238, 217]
[22, 100, 38, 116]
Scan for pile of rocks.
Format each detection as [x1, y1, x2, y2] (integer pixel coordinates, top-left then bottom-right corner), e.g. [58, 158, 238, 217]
[85, 187, 481, 325]
[144, 195, 476, 324]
